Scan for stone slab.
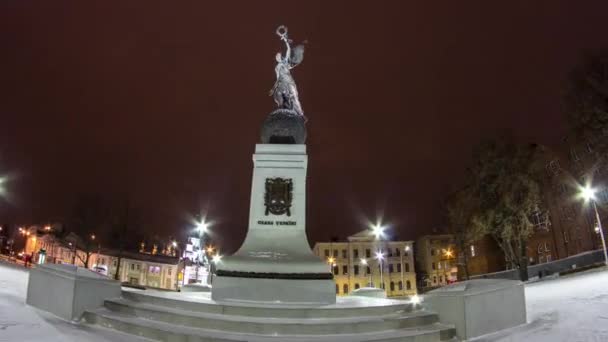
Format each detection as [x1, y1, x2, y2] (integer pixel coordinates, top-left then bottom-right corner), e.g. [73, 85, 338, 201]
[423, 279, 526, 340]
[26, 263, 121, 321]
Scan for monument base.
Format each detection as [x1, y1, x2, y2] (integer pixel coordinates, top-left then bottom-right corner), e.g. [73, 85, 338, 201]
[212, 276, 336, 304]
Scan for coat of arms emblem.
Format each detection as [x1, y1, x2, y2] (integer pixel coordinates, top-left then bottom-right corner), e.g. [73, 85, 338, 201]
[264, 178, 293, 216]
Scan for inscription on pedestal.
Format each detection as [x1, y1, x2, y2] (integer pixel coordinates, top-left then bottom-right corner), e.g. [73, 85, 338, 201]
[257, 220, 297, 226]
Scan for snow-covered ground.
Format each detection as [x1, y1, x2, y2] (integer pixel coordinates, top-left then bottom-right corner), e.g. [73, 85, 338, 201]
[0, 262, 151, 342]
[1, 261, 607, 341]
[473, 268, 608, 342]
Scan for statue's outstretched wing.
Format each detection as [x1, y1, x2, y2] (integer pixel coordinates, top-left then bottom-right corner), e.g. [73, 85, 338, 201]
[290, 44, 305, 67]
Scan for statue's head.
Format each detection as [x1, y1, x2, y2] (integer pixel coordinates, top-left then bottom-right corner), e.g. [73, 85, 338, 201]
[275, 53, 282, 63]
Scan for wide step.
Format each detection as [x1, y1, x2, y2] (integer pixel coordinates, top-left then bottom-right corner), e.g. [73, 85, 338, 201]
[103, 298, 437, 335]
[84, 308, 456, 342]
[121, 290, 415, 319]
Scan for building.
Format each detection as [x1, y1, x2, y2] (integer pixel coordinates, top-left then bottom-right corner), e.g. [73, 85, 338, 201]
[313, 229, 416, 297]
[25, 231, 182, 291]
[89, 250, 180, 290]
[463, 235, 505, 277]
[460, 142, 607, 278]
[415, 234, 457, 289]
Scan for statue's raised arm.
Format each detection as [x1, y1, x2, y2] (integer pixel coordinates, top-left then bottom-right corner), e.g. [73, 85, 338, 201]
[270, 25, 305, 116]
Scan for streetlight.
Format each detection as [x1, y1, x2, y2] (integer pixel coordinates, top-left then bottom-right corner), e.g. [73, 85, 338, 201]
[375, 250, 385, 289]
[90, 234, 96, 241]
[193, 220, 209, 284]
[371, 224, 385, 239]
[580, 185, 608, 266]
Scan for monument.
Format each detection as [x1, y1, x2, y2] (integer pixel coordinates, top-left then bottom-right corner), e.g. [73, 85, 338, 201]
[29, 26, 459, 342]
[211, 25, 335, 304]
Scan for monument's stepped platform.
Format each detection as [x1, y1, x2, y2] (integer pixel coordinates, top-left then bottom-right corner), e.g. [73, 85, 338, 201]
[83, 289, 457, 342]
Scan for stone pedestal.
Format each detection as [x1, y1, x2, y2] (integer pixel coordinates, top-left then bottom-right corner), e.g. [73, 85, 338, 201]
[26, 264, 121, 321]
[212, 144, 335, 304]
[423, 279, 526, 340]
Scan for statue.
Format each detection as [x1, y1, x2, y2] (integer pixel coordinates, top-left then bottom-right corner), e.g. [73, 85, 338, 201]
[270, 25, 305, 116]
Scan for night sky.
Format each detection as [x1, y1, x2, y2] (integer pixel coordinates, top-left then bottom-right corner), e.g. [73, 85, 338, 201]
[2, 2, 608, 252]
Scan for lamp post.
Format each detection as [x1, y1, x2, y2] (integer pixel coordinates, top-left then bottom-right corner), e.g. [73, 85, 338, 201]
[375, 251, 385, 290]
[370, 223, 387, 290]
[360, 258, 371, 287]
[581, 185, 608, 266]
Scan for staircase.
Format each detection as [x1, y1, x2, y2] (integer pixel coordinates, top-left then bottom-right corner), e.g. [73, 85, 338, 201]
[84, 289, 456, 342]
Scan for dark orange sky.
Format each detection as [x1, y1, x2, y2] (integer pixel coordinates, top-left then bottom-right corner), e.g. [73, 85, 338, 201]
[1, 1, 608, 251]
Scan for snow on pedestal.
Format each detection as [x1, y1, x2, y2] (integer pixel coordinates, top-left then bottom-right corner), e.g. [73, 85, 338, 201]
[212, 144, 335, 304]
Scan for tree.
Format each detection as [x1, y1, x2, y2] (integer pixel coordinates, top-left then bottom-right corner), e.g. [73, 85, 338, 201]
[68, 194, 107, 268]
[446, 186, 486, 280]
[108, 199, 141, 281]
[565, 51, 608, 157]
[456, 141, 545, 281]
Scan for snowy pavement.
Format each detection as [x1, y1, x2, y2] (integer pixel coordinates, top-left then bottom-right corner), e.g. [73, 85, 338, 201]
[0, 262, 151, 342]
[1, 261, 607, 341]
[473, 268, 608, 342]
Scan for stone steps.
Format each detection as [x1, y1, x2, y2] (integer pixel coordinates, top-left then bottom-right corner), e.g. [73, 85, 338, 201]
[122, 290, 415, 318]
[83, 289, 457, 342]
[102, 298, 438, 335]
[84, 308, 456, 342]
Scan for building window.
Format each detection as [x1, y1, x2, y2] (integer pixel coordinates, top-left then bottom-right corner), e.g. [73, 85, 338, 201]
[570, 148, 580, 163]
[531, 210, 549, 231]
[353, 249, 359, 259]
[431, 249, 435, 256]
[336, 284, 339, 294]
[354, 265, 360, 275]
[405, 263, 410, 272]
[387, 249, 393, 257]
[113, 260, 117, 267]
[388, 264, 394, 273]
[433, 276, 437, 284]
[439, 275, 443, 283]
[343, 284, 349, 294]
[398, 281, 403, 290]
[395, 248, 400, 257]
[438, 262, 442, 269]
[354, 283, 360, 290]
[342, 249, 347, 259]
[397, 263, 402, 273]
[390, 282, 395, 291]
[547, 159, 561, 176]
[333, 266, 339, 275]
[561, 206, 575, 221]
[168, 268, 172, 276]
[342, 265, 348, 275]
[324, 249, 330, 257]
[365, 249, 371, 258]
[136, 264, 140, 271]
[366, 266, 371, 275]
[470, 245, 476, 257]
[432, 262, 436, 270]
[404, 247, 409, 257]
[406, 280, 412, 290]
[130, 263, 135, 271]
[333, 250, 338, 258]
